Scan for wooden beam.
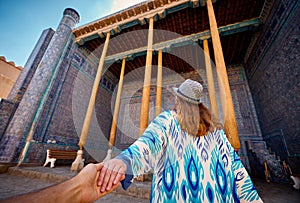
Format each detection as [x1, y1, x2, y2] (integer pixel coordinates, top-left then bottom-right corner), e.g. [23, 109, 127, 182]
[104, 18, 261, 63]
[203, 39, 219, 119]
[73, 0, 191, 41]
[156, 50, 163, 116]
[71, 32, 111, 171]
[108, 58, 126, 149]
[78, 32, 111, 149]
[207, 0, 240, 150]
[139, 17, 154, 135]
[137, 17, 154, 181]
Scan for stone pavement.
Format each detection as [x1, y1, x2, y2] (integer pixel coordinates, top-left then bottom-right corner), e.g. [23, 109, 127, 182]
[0, 165, 299, 202]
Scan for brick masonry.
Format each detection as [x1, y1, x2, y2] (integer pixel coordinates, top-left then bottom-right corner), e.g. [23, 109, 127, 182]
[114, 66, 262, 170]
[245, 0, 300, 173]
[0, 28, 54, 147]
[2, 2, 297, 177]
[20, 40, 116, 163]
[0, 99, 14, 140]
[7, 28, 55, 103]
[0, 8, 80, 163]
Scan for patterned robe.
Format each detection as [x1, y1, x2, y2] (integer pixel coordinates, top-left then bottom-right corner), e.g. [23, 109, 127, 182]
[116, 110, 263, 202]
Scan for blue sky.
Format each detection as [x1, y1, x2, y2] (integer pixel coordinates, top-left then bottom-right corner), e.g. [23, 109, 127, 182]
[0, 0, 145, 67]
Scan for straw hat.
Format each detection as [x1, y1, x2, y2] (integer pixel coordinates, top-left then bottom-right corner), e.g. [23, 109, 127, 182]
[172, 79, 203, 104]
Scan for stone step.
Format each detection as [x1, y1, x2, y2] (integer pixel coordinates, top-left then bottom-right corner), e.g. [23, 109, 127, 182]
[8, 166, 71, 183]
[7, 166, 151, 199]
[0, 164, 10, 173]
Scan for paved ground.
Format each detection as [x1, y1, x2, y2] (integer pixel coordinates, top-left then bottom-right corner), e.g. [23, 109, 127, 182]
[253, 177, 300, 203]
[0, 166, 299, 202]
[0, 172, 148, 203]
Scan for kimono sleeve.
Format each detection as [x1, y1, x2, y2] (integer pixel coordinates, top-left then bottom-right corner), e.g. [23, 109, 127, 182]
[115, 110, 171, 189]
[219, 130, 263, 203]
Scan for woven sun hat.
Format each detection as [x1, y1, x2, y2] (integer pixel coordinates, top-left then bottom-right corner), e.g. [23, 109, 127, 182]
[172, 79, 203, 104]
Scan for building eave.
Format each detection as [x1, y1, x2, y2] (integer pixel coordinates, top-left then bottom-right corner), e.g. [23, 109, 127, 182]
[73, 0, 218, 42]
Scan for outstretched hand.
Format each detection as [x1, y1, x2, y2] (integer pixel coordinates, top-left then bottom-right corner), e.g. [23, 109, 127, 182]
[74, 163, 124, 202]
[97, 159, 127, 192]
[1, 163, 124, 203]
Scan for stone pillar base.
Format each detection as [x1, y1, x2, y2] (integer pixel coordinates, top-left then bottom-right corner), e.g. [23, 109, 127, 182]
[103, 149, 113, 162]
[71, 150, 84, 171]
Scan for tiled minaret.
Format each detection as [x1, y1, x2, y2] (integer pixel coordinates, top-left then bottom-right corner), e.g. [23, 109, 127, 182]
[7, 28, 55, 104]
[0, 8, 80, 162]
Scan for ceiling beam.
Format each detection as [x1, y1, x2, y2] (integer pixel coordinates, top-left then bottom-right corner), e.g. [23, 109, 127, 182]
[104, 18, 261, 63]
[74, 0, 191, 41]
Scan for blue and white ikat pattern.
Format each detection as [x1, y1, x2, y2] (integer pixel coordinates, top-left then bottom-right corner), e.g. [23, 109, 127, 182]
[116, 110, 263, 202]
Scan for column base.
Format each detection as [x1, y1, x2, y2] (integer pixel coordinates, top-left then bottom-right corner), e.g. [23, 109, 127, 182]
[136, 174, 148, 181]
[103, 149, 113, 162]
[71, 149, 85, 171]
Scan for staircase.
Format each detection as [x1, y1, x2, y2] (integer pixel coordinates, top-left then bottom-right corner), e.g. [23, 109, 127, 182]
[246, 140, 290, 183]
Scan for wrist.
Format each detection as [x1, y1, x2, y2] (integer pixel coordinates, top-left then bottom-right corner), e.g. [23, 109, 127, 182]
[68, 175, 85, 202]
[48, 176, 83, 203]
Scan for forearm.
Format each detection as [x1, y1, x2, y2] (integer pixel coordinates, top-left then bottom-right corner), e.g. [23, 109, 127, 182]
[2, 177, 82, 203]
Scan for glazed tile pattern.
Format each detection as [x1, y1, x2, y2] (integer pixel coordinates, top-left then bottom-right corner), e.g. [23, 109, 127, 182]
[0, 9, 80, 162]
[246, 1, 300, 173]
[0, 99, 14, 139]
[7, 28, 55, 103]
[114, 67, 262, 171]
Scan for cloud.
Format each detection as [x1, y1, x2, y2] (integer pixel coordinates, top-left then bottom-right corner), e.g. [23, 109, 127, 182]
[110, 0, 146, 13]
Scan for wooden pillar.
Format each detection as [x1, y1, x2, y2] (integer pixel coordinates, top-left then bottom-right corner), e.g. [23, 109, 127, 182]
[71, 32, 111, 171]
[139, 17, 154, 135]
[137, 17, 154, 181]
[108, 58, 126, 149]
[203, 39, 219, 119]
[206, 0, 240, 150]
[156, 50, 163, 116]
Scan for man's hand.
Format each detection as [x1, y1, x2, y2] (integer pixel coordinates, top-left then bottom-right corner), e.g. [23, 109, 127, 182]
[74, 163, 124, 203]
[1, 163, 124, 203]
[97, 159, 127, 192]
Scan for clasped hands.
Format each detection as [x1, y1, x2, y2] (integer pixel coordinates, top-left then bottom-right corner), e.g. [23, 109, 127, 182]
[97, 158, 127, 193]
[0, 159, 127, 203]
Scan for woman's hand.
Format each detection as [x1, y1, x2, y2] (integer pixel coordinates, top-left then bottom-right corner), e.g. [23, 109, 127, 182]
[74, 163, 122, 202]
[97, 159, 127, 192]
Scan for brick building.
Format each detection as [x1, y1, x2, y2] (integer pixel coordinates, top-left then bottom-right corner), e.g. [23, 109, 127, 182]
[0, 0, 299, 181]
[0, 56, 22, 99]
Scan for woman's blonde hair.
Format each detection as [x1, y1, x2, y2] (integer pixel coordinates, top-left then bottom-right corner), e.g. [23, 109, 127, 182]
[174, 96, 222, 137]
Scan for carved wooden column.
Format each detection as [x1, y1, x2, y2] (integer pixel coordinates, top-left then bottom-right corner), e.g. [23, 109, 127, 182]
[103, 58, 126, 161]
[138, 17, 154, 181]
[156, 50, 163, 116]
[139, 17, 154, 135]
[203, 39, 219, 119]
[71, 32, 111, 171]
[109, 58, 126, 149]
[206, 0, 240, 150]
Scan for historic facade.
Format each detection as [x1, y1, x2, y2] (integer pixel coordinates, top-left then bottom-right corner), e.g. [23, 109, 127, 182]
[0, 0, 299, 181]
[0, 56, 22, 99]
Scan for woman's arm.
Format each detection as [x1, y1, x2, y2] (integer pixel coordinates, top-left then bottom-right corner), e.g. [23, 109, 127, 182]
[98, 111, 172, 192]
[218, 130, 263, 203]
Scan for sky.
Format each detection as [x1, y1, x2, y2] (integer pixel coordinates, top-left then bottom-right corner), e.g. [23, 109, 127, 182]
[0, 0, 146, 67]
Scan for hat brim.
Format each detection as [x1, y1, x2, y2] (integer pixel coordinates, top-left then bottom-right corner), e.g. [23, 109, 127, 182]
[172, 87, 201, 104]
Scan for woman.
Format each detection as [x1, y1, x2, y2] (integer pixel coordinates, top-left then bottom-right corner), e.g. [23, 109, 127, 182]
[98, 79, 263, 202]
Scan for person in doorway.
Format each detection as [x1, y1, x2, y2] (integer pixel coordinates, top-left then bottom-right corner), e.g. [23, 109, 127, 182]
[97, 79, 263, 202]
[1, 163, 123, 203]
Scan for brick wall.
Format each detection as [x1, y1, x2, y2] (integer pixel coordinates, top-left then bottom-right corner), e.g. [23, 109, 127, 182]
[0, 99, 14, 139]
[114, 66, 262, 170]
[246, 0, 300, 172]
[8, 28, 54, 103]
[0, 9, 80, 163]
[25, 45, 116, 163]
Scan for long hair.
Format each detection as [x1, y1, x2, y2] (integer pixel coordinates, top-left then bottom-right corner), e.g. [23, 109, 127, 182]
[174, 96, 222, 137]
